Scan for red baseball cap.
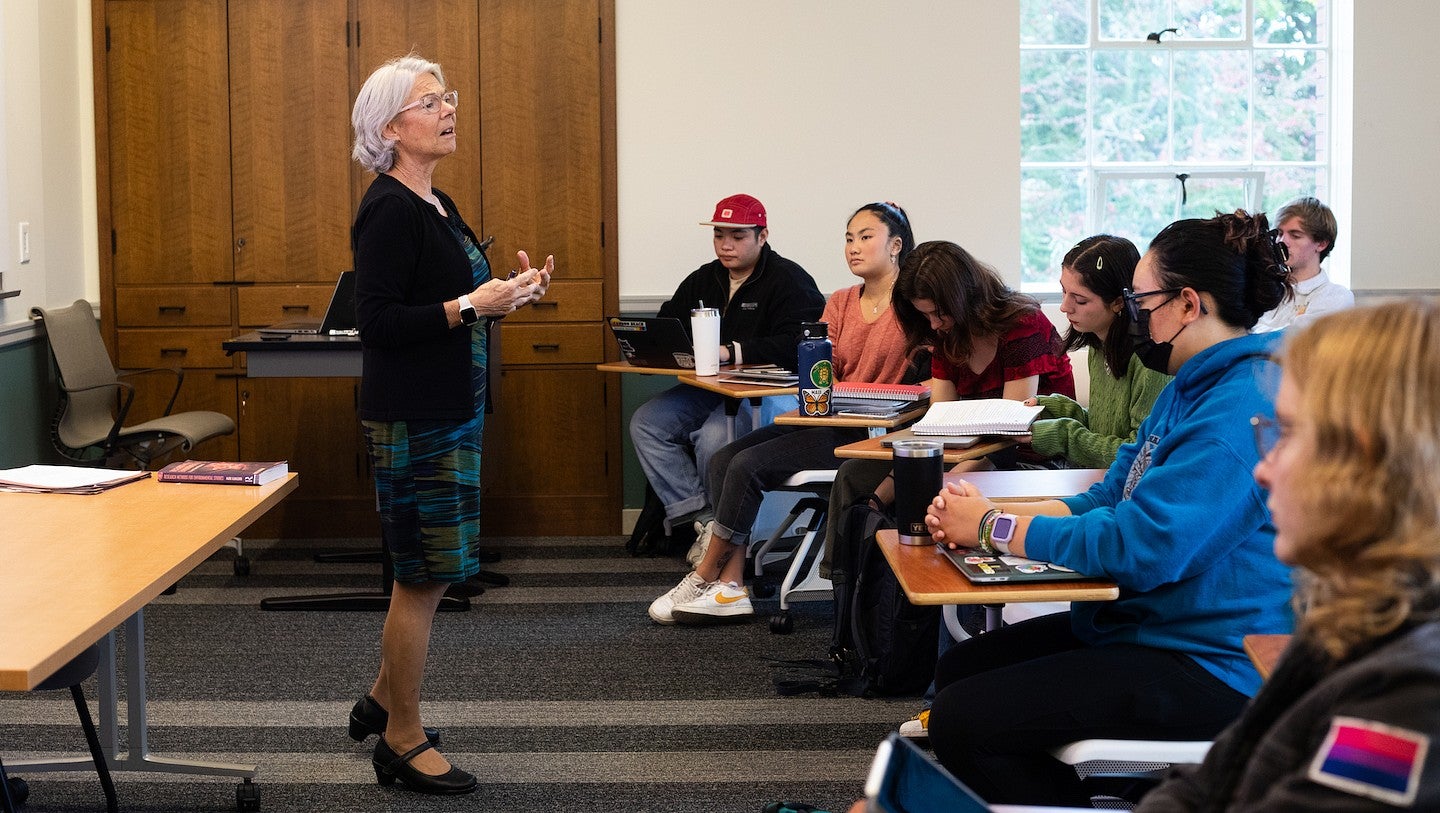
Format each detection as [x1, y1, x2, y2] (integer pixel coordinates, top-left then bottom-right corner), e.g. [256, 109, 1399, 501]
[700, 194, 767, 228]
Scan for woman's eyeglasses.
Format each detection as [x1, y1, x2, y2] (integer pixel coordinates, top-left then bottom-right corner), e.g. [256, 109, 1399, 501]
[1121, 287, 1184, 322]
[1250, 414, 1285, 459]
[397, 90, 459, 116]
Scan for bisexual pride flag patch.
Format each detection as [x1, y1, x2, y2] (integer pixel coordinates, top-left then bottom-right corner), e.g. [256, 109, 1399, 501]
[1308, 716, 1429, 806]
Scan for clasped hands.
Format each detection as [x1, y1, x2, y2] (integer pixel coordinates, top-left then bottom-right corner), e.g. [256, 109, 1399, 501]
[924, 479, 997, 550]
[468, 250, 554, 315]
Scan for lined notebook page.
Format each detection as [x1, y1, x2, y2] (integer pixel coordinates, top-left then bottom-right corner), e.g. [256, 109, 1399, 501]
[912, 399, 1044, 435]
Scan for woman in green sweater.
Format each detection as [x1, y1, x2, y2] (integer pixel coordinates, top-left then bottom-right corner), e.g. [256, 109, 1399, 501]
[1026, 234, 1172, 468]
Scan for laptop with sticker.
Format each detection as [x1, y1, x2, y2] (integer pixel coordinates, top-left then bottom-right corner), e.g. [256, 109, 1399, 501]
[939, 544, 1096, 584]
[606, 316, 696, 369]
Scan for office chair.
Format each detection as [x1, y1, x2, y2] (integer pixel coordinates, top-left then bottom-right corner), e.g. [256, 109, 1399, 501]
[31, 301, 234, 470]
[746, 469, 836, 634]
[1, 643, 118, 813]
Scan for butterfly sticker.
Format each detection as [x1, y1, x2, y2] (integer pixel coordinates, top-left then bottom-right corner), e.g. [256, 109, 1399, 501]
[802, 387, 831, 416]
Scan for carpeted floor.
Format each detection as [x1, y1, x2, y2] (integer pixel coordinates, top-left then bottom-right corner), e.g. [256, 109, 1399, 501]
[1, 535, 917, 812]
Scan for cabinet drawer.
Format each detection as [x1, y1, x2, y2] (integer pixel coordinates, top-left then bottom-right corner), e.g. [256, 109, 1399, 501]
[117, 328, 236, 369]
[499, 324, 604, 365]
[115, 286, 231, 327]
[507, 280, 604, 323]
[238, 284, 336, 327]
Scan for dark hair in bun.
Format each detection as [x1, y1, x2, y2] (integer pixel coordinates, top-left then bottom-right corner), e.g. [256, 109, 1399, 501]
[1146, 210, 1293, 329]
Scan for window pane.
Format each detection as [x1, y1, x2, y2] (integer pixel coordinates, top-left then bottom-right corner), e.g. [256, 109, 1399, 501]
[1256, 0, 1326, 45]
[1021, 168, 1087, 285]
[1021, 0, 1087, 45]
[1176, 176, 1257, 219]
[1254, 50, 1327, 161]
[1258, 165, 1328, 213]
[1100, 177, 1175, 250]
[1174, 0, 1244, 40]
[1172, 50, 1250, 162]
[1093, 51, 1170, 162]
[1022, 50, 1087, 161]
[1099, 0, 1166, 41]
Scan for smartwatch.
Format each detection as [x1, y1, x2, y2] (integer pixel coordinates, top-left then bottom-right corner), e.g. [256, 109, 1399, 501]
[723, 341, 736, 363]
[457, 295, 479, 326]
[989, 513, 1018, 555]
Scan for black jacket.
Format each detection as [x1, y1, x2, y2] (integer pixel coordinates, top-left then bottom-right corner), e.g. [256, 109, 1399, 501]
[353, 173, 484, 422]
[656, 243, 824, 368]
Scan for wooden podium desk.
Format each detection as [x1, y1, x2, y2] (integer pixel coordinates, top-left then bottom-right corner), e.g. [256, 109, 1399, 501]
[1, 475, 297, 792]
[876, 467, 1113, 632]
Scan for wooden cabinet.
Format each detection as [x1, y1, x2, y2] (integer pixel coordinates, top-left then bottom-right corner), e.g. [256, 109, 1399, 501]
[94, 0, 620, 537]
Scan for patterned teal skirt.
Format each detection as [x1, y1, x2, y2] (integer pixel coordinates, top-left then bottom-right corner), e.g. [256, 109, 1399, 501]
[362, 414, 484, 583]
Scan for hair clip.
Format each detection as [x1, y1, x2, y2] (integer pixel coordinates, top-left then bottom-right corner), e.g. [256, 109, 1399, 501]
[1095, 256, 1104, 270]
[1267, 228, 1291, 275]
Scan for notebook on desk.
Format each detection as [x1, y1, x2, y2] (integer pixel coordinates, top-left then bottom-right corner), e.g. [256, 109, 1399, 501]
[606, 316, 696, 369]
[939, 544, 1095, 584]
[259, 271, 358, 336]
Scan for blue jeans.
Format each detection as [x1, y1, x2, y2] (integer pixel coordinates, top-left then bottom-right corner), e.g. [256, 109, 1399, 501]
[630, 385, 758, 524]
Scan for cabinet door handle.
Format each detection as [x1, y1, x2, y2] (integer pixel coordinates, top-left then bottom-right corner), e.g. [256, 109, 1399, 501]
[531, 343, 561, 352]
[281, 304, 310, 312]
[531, 300, 559, 310]
[159, 347, 189, 356]
[157, 305, 187, 314]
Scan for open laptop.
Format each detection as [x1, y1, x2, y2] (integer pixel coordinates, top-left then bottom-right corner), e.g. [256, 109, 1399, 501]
[606, 316, 695, 369]
[939, 544, 1096, 584]
[259, 271, 358, 336]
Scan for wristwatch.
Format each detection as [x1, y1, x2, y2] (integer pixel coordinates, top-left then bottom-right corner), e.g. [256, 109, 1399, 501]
[989, 513, 1018, 555]
[723, 341, 736, 362]
[457, 295, 479, 326]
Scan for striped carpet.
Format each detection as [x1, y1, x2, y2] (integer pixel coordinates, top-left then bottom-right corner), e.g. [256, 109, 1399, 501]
[1, 535, 918, 812]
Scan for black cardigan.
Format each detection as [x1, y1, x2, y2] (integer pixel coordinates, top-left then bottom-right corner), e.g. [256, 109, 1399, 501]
[353, 173, 485, 422]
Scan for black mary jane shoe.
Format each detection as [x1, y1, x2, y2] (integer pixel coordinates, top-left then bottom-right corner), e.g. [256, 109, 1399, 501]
[373, 736, 477, 795]
[348, 695, 440, 745]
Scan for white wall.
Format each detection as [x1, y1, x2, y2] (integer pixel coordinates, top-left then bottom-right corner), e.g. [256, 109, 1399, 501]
[0, 0, 97, 339]
[615, 0, 1020, 304]
[1351, 1, 1440, 292]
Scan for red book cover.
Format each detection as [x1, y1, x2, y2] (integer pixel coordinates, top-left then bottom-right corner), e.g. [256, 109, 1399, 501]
[157, 460, 289, 485]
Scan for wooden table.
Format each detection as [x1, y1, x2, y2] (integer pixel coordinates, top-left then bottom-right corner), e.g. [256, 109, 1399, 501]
[1243, 633, 1291, 679]
[598, 361, 798, 442]
[1, 474, 298, 793]
[876, 467, 1114, 631]
[773, 405, 928, 438]
[833, 432, 1016, 464]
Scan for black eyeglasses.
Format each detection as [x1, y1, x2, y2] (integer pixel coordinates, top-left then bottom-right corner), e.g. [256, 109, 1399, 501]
[1250, 414, 1284, 459]
[1121, 286, 1184, 322]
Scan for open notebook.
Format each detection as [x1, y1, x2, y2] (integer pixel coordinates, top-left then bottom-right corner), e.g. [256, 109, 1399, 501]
[912, 399, 1044, 436]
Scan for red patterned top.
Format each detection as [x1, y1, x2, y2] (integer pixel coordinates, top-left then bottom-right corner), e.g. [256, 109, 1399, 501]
[931, 308, 1075, 399]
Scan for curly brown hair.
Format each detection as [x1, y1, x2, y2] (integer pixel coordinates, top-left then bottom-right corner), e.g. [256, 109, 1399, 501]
[1279, 299, 1440, 659]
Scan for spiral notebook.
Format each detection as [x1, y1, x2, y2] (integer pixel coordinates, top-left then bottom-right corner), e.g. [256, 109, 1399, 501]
[912, 399, 1044, 436]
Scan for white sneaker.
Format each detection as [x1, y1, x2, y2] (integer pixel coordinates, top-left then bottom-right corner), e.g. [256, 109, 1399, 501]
[898, 709, 930, 739]
[648, 571, 709, 625]
[685, 520, 714, 567]
[671, 580, 754, 624]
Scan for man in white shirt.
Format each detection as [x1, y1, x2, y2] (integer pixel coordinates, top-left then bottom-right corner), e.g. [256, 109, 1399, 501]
[1253, 196, 1354, 332]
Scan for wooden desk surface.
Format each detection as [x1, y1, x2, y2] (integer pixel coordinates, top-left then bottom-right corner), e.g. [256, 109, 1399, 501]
[833, 433, 1015, 463]
[595, 361, 697, 377]
[772, 405, 928, 429]
[681, 374, 797, 400]
[1244, 633, 1291, 679]
[945, 468, 1106, 502]
[876, 528, 1119, 606]
[0, 474, 299, 690]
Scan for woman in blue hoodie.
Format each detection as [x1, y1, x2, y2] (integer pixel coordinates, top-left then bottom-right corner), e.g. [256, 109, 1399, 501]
[921, 211, 1295, 807]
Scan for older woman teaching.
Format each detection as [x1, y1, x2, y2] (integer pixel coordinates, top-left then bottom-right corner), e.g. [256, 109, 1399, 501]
[345, 54, 553, 796]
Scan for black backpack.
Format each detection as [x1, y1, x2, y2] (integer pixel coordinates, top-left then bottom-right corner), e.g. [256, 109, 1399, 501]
[625, 482, 696, 557]
[775, 500, 939, 697]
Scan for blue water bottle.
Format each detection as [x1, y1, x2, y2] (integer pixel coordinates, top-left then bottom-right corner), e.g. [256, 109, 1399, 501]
[797, 321, 833, 416]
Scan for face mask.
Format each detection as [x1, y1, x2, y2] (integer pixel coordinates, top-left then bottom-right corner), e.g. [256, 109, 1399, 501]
[1130, 304, 1189, 374]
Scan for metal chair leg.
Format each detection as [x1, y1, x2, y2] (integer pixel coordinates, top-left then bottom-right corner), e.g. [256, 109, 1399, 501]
[71, 684, 119, 813]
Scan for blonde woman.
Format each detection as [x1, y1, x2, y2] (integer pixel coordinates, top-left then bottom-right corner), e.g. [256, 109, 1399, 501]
[1140, 299, 1440, 810]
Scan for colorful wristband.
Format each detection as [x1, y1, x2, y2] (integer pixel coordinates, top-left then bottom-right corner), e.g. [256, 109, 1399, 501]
[976, 508, 1001, 554]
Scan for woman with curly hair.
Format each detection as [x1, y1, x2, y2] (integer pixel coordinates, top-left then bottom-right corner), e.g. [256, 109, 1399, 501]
[1139, 299, 1440, 810]
[922, 211, 1294, 806]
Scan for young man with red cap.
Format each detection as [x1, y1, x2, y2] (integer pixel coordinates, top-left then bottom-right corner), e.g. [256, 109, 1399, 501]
[632, 194, 824, 620]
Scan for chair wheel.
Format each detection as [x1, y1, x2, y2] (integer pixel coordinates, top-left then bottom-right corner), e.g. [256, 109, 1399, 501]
[769, 612, 794, 634]
[233, 556, 251, 576]
[236, 778, 261, 810]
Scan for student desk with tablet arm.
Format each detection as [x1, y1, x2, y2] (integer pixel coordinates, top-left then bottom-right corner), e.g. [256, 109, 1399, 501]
[875, 468, 1116, 633]
[597, 361, 799, 443]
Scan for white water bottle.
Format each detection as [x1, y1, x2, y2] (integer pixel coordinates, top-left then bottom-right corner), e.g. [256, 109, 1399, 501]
[690, 306, 721, 375]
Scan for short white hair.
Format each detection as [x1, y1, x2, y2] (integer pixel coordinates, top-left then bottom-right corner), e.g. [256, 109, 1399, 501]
[351, 54, 447, 174]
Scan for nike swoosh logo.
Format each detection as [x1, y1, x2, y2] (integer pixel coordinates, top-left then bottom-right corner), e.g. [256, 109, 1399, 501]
[715, 591, 748, 605]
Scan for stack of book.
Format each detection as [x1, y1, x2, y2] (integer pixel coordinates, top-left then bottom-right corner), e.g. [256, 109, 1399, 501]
[832, 382, 931, 418]
[714, 365, 799, 387]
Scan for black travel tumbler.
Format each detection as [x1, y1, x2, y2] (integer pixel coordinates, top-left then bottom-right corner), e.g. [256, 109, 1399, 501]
[893, 439, 944, 545]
